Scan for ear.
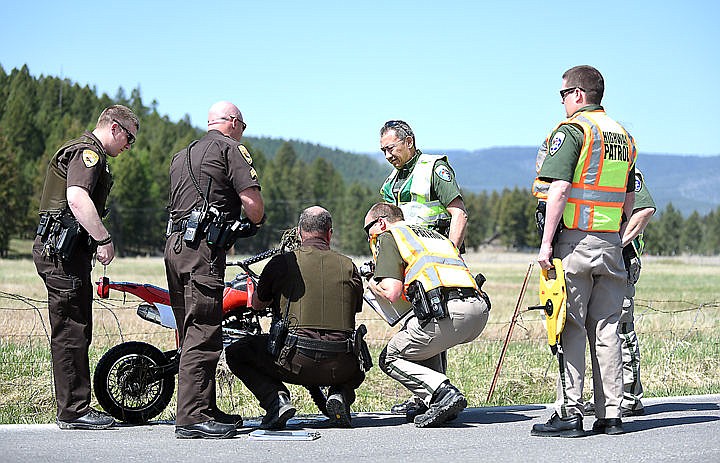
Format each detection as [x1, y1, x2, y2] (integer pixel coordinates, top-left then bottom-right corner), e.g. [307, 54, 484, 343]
[406, 136, 415, 150]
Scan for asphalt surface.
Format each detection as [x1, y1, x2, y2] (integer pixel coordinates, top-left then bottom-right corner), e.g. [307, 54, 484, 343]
[2, 394, 719, 463]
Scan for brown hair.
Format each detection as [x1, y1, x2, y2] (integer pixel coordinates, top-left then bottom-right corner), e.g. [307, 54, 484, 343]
[562, 65, 604, 104]
[97, 105, 140, 130]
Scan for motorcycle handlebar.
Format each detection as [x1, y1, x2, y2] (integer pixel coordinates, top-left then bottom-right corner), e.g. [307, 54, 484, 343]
[227, 247, 284, 276]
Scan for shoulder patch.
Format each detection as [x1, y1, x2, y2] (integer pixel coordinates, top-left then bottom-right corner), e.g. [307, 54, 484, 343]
[238, 145, 253, 165]
[549, 132, 565, 155]
[635, 176, 642, 192]
[82, 149, 100, 167]
[249, 167, 258, 180]
[434, 165, 453, 182]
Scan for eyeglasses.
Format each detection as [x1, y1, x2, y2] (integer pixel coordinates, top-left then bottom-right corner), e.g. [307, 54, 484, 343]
[380, 139, 405, 154]
[113, 119, 135, 145]
[364, 216, 386, 237]
[228, 115, 247, 131]
[559, 87, 584, 101]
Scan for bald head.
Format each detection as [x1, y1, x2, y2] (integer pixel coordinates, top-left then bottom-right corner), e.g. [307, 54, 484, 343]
[298, 206, 333, 243]
[207, 101, 246, 140]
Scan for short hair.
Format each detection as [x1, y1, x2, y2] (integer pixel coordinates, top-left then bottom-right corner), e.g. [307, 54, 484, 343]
[562, 65, 604, 104]
[298, 207, 332, 234]
[367, 202, 404, 223]
[380, 120, 415, 144]
[97, 105, 140, 131]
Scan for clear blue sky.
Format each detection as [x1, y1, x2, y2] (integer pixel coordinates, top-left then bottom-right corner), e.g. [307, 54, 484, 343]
[1, 0, 718, 156]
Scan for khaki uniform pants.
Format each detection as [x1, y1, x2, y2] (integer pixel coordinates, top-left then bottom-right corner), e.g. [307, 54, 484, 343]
[164, 233, 225, 426]
[380, 296, 488, 405]
[554, 229, 625, 420]
[619, 283, 643, 410]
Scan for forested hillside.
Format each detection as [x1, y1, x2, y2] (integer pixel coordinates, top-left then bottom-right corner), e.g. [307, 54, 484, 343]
[1, 64, 719, 257]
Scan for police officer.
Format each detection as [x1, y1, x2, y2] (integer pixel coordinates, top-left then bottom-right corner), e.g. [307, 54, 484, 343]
[585, 170, 656, 417]
[32, 105, 139, 430]
[379, 120, 469, 418]
[225, 206, 366, 429]
[531, 66, 636, 437]
[165, 101, 264, 439]
[379, 120, 468, 248]
[365, 203, 489, 427]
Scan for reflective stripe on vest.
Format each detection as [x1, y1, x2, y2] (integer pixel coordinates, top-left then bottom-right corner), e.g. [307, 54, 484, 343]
[388, 225, 477, 292]
[563, 111, 635, 231]
[380, 154, 452, 227]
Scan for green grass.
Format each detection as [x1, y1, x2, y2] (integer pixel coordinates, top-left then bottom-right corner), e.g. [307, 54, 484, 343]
[1, 246, 719, 424]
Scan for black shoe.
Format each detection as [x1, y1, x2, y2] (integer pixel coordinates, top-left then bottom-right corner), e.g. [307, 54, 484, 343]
[213, 409, 244, 429]
[260, 392, 296, 430]
[413, 382, 467, 428]
[583, 401, 595, 416]
[175, 420, 237, 439]
[531, 413, 585, 438]
[391, 397, 429, 422]
[592, 418, 624, 435]
[621, 407, 645, 417]
[57, 409, 115, 430]
[326, 393, 352, 428]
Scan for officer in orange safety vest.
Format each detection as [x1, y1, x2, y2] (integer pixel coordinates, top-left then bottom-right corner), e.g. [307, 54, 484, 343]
[530, 65, 636, 438]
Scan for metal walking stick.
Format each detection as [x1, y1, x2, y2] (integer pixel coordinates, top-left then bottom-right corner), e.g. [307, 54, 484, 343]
[486, 261, 535, 403]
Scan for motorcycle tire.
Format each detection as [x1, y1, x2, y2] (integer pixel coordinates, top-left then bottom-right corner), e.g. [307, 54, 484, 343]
[93, 341, 175, 424]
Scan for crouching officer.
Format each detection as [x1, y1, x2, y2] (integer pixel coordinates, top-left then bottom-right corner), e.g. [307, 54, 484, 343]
[364, 203, 489, 427]
[226, 206, 368, 429]
[164, 101, 265, 439]
[33, 105, 139, 430]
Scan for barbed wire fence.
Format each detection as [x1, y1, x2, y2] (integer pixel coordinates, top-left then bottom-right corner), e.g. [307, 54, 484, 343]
[1, 289, 719, 423]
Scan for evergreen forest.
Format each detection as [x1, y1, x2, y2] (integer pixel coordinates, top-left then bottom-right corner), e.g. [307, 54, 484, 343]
[1, 64, 719, 257]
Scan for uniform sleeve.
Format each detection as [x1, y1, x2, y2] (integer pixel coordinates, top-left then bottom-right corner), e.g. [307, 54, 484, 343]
[349, 263, 364, 313]
[538, 124, 583, 182]
[373, 233, 405, 281]
[257, 255, 285, 303]
[431, 159, 463, 207]
[633, 173, 656, 210]
[227, 144, 261, 194]
[65, 147, 103, 192]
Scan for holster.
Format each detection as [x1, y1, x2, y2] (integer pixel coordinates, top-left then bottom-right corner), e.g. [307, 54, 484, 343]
[407, 280, 448, 322]
[353, 324, 373, 372]
[623, 244, 642, 286]
[37, 212, 84, 261]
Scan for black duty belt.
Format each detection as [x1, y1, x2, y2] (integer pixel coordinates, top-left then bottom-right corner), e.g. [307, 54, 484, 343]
[443, 287, 480, 302]
[168, 219, 188, 233]
[286, 334, 353, 353]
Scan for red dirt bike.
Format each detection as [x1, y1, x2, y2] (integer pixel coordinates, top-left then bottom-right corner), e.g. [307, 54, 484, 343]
[93, 240, 329, 424]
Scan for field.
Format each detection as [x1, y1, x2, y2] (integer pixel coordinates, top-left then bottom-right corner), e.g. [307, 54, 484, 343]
[1, 239, 719, 424]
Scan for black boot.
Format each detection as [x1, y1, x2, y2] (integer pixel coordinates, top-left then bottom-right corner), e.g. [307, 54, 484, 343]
[57, 409, 115, 430]
[531, 412, 585, 438]
[413, 382, 467, 428]
[326, 392, 352, 428]
[175, 421, 237, 439]
[260, 391, 296, 430]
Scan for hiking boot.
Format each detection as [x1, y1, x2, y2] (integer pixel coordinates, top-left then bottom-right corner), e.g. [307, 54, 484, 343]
[592, 418, 624, 435]
[260, 392, 296, 430]
[413, 382, 467, 428]
[326, 393, 352, 428]
[531, 412, 585, 438]
[175, 420, 237, 439]
[391, 396, 429, 422]
[57, 409, 115, 430]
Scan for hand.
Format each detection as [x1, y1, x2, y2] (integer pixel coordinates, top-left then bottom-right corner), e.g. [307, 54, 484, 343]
[96, 243, 115, 266]
[537, 243, 553, 270]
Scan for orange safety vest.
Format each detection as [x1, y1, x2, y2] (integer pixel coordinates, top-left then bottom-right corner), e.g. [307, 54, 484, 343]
[533, 109, 636, 232]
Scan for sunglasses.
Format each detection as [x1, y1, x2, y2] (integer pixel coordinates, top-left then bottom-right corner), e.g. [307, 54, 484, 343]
[364, 216, 386, 237]
[559, 87, 585, 101]
[113, 119, 135, 145]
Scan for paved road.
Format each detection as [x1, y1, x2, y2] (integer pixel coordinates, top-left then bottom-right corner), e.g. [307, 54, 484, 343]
[2, 394, 719, 463]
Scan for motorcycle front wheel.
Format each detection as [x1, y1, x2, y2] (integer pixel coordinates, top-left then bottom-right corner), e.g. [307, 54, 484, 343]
[93, 341, 175, 424]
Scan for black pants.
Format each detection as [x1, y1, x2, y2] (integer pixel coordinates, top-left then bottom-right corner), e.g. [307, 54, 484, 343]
[164, 232, 225, 426]
[33, 236, 94, 421]
[225, 333, 365, 411]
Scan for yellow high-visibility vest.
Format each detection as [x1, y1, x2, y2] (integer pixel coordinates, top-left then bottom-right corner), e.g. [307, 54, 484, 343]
[388, 224, 477, 292]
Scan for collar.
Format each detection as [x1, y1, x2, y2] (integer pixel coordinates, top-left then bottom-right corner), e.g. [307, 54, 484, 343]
[397, 150, 421, 174]
[300, 237, 330, 250]
[570, 104, 604, 117]
[83, 130, 108, 156]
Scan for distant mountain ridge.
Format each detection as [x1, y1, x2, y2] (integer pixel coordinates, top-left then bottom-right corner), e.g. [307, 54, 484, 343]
[363, 147, 720, 215]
